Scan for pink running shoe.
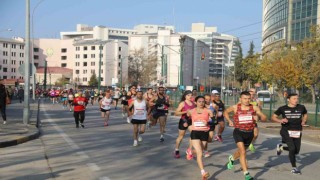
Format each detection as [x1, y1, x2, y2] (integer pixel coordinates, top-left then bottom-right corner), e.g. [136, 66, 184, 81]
[186, 148, 193, 160]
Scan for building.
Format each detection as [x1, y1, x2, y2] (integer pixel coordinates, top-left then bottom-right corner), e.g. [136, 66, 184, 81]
[181, 23, 239, 78]
[134, 24, 175, 34]
[262, 0, 319, 53]
[0, 37, 26, 81]
[129, 30, 210, 87]
[36, 67, 73, 88]
[61, 24, 137, 41]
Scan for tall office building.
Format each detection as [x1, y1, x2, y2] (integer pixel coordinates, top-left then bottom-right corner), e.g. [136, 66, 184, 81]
[262, 0, 320, 53]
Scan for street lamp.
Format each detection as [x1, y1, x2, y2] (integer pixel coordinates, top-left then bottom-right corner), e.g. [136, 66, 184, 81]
[179, 35, 186, 87]
[98, 44, 103, 92]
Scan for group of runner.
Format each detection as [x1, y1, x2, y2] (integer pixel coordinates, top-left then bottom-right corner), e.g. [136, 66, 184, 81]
[52, 85, 308, 180]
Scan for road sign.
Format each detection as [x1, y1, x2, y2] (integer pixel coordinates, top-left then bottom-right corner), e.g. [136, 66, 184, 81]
[18, 63, 36, 76]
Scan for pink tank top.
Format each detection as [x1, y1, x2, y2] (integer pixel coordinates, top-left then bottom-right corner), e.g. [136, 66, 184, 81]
[181, 101, 195, 119]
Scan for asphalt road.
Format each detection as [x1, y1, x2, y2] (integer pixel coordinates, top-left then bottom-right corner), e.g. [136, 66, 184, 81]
[0, 100, 319, 180]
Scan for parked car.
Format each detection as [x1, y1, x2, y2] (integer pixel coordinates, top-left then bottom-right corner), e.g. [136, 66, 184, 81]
[257, 90, 271, 102]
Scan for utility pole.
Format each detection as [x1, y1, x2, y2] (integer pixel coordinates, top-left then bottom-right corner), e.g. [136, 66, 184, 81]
[120, 57, 123, 88]
[23, 0, 30, 124]
[43, 60, 47, 90]
[161, 45, 164, 78]
[98, 44, 103, 92]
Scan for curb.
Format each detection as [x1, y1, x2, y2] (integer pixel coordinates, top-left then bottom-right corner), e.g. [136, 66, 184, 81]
[0, 129, 41, 148]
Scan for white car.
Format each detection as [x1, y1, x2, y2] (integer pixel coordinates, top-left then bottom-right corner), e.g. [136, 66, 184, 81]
[257, 90, 271, 102]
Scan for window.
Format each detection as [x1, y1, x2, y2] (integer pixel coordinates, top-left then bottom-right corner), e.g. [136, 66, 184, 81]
[118, 55, 121, 59]
[119, 47, 122, 51]
[61, 48, 67, 53]
[76, 47, 80, 51]
[83, 70, 88, 74]
[91, 69, 95, 74]
[11, 68, 16, 72]
[91, 46, 95, 50]
[101, 62, 103, 65]
[19, 61, 23, 65]
[83, 77, 87, 82]
[83, 62, 87, 66]
[61, 56, 67, 60]
[3, 43, 8, 48]
[61, 63, 67, 67]
[84, 46, 88, 51]
[20, 45, 24, 49]
[3, 76, 7, 79]
[76, 54, 80, 59]
[118, 62, 121, 67]
[11, 60, 16, 65]
[34, 48, 39, 52]
[91, 62, 95, 66]
[34, 63, 38, 67]
[3, 59, 8, 64]
[91, 54, 95, 58]
[101, 69, 103, 73]
[20, 53, 24, 57]
[34, 55, 39, 59]
[75, 62, 80, 66]
[12, 44, 16, 49]
[11, 52, 16, 57]
[83, 54, 87, 59]
[76, 70, 79, 74]
[3, 51, 8, 56]
[3, 68, 7, 72]
[100, 77, 103, 81]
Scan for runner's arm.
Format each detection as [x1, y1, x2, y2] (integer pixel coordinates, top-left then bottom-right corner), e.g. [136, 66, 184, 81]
[223, 105, 235, 126]
[271, 113, 288, 124]
[254, 106, 267, 121]
[301, 113, 308, 126]
[175, 102, 186, 116]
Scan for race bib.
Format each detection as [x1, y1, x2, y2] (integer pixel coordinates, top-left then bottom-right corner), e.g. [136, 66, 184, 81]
[157, 105, 164, 110]
[135, 110, 144, 115]
[218, 111, 223, 117]
[238, 115, 253, 124]
[78, 101, 84, 105]
[288, 131, 301, 138]
[194, 121, 206, 127]
[122, 97, 126, 100]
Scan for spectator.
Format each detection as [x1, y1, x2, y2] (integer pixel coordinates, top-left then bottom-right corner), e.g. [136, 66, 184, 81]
[0, 83, 8, 124]
[18, 87, 24, 103]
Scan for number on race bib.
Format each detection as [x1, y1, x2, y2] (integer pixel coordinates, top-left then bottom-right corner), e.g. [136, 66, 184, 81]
[288, 131, 301, 138]
[238, 115, 253, 124]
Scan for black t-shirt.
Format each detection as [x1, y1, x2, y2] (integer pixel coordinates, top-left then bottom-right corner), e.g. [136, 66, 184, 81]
[274, 104, 307, 131]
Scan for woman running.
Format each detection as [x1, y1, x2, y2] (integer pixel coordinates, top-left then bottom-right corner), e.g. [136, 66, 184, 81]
[174, 90, 195, 159]
[120, 90, 128, 118]
[186, 96, 214, 180]
[99, 90, 113, 126]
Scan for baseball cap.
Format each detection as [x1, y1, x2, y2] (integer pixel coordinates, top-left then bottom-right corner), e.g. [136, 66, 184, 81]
[211, 90, 219, 94]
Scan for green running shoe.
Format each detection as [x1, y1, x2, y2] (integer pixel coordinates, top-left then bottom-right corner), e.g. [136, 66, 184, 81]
[245, 172, 254, 180]
[227, 155, 234, 170]
[249, 143, 256, 153]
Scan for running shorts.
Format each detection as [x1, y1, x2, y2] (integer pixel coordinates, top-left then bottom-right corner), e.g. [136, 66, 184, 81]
[190, 130, 209, 141]
[131, 119, 147, 124]
[101, 108, 110, 112]
[178, 118, 192, 130]
[233, 128, 254, 147]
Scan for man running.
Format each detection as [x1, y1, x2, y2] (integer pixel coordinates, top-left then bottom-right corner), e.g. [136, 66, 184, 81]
[73, 90, 88, 128]
[144, 88, 154, 128]
[67, 91, 74, 112]
[213, 92, 225, 142]
[186, 95, 214, 180]
[224, 91, 267, 180]
[100, 90, 113, 126]
[272, 93, 307, 175]
[128, 90, 148, 146]
[248, 88, 262, 153]
[150, 86, 170, 142]
[174, 90, 195, 159]
[113, 88, 120, 110]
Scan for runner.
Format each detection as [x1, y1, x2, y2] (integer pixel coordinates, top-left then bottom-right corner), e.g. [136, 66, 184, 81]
[224, 91, 267, 180]
[99, 90, 113, 126]
[191, 89, 197, 102]
[143, 88, 154, 128]
[128, 90, 148, 146]
[126, 85, 137, 124]
[120, 90, 128, 118]
[67, 90, 74, 112]
[89, 89, 95, 105]
[60, 89, 68, 109]
[213, 92, 226, 142]
[174, 90, 195, 159]
[203, 94, 218, 158]
[55, 88, 61, 104]
[150, 87, 170, 142]
[271, 93, 307, 175]
[113, 88, 121, 110]
[73, 90, 88, 128]
[248, 88, 262, 153]
[186, 95, 214, 180]
[49, 89, 56, 104]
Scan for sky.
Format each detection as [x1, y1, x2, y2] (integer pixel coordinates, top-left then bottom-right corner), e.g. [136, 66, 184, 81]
[0, 0, 263, 54]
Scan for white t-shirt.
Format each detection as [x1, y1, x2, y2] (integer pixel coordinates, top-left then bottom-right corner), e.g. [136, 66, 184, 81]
[132, 99, 147, 120]
[101, 97, 112, 110]
[114, 90, 120, 98]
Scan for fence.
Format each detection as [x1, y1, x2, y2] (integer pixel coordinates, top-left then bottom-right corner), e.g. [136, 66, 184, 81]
[167, 90, 320, 127]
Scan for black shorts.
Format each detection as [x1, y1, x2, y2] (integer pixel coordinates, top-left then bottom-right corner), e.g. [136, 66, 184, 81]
[131, 119, 147, 124]
[152, 110, 167, 119]
[209, 122, 215, 131]
[68, 100, 73, 104]
[191, 131, 209, 141]
[233, 128, 254, 147]
[217, 118, 225, 123]
[113, 98, 119, 101]
[101, 108, 110, 112]
[178, 118, 192, 130]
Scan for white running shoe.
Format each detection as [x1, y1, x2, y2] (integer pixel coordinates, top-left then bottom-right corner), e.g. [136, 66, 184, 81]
[138, 135, 143, 142]
[3, 121, 7, 125]
[122, 113, 125, 117]
[127, 117, 131, 124]
[133, 140, 138, 147]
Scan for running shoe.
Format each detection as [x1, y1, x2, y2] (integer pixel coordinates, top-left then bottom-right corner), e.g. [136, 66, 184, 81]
[104, 122, 108, 127]
[276, 143, 283, 156]
[80, 123, 85, 128]
[217, 135, 223, 142]
[249, 143, 256, 153]
[122, 113, 125, 117]
[138, 135, 143, 142]
[204, 151, 210, 158]
[186, 148, 193, 160]
[214, 135, 218, 141]
[174, 150, 180, 158]
[244, 172, 254, 180]
[201, 171, 210, 180]
[127, 117, 131, 124]
[227, 155, 234, 170]
[160, 137, 164, 142]
[291, 168, 301, 175]
[133, 140, 138, 147]
[69, 109, 72, 112]
[3, 121, 7, 125]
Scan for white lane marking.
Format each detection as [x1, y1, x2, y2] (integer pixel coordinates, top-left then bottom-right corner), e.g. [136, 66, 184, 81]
[87, 163, 101, 171]
[99, 177, 111, 180]
[76, 151, 89, 159]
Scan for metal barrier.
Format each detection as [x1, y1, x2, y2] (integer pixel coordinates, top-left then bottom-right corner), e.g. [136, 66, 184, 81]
[36, 98, 41, 128]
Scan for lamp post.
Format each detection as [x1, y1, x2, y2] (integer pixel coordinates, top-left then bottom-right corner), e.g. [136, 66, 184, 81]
[179, 36, 186, 87]
[23, 0, 30, 124]
[98, 44, 103, 92]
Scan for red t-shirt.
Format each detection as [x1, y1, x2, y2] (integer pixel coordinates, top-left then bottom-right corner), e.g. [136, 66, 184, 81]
[73, 97, 88, 112]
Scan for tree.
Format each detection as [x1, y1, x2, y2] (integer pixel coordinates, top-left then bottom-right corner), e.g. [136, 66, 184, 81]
[128, 48, 157, 86]
[55, 76, 69, 87]
[247, 41, 255, 58]
[88, 73, 98, 87]
[234, 40, 247, 86]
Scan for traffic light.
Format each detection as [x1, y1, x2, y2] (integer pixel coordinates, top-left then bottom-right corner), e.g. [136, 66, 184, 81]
[201, 53, 205, 60]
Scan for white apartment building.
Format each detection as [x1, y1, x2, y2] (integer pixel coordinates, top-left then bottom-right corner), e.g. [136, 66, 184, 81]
[134, 24, 175, 34]
[0, 37, 26, 81]
[181, 23, 239, 77]
[129, 30, 210, 87]
[61, 24, 137, 41]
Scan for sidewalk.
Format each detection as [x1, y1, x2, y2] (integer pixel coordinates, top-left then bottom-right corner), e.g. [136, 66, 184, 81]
[0, 99, 40, 148]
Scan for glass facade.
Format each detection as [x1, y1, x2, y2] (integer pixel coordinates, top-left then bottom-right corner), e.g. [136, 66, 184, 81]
[291, 0, 318, 42]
